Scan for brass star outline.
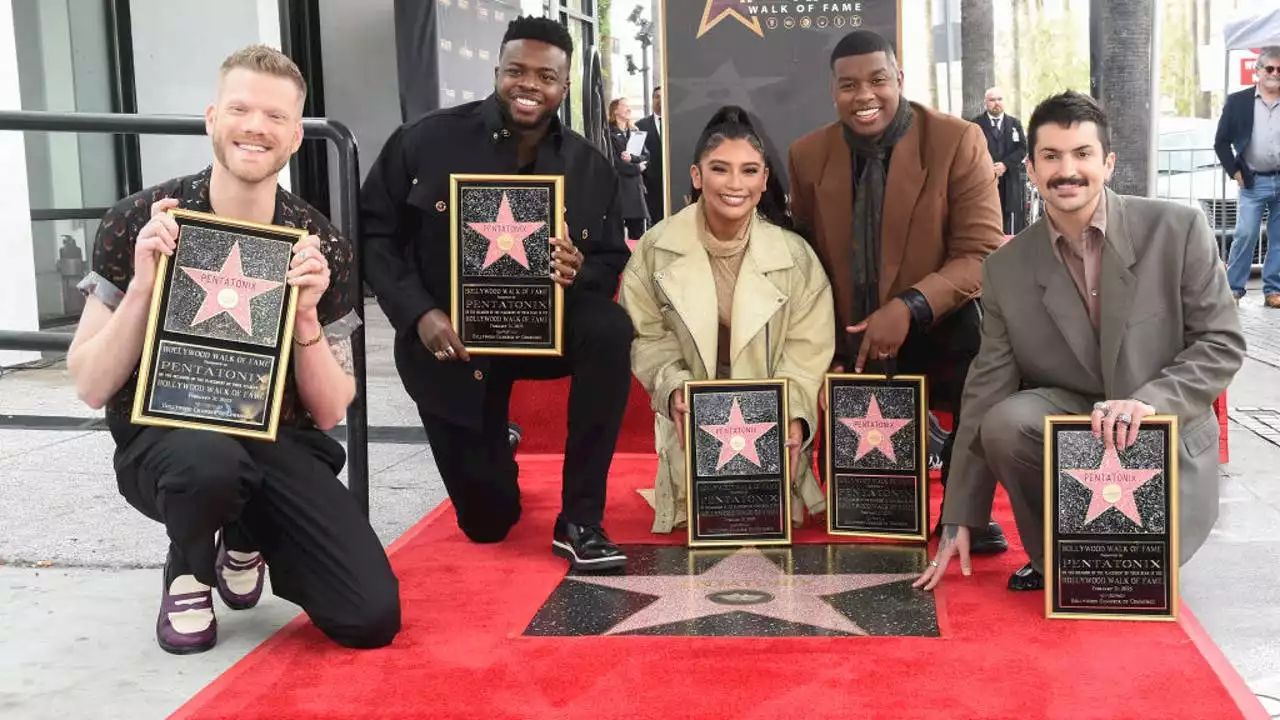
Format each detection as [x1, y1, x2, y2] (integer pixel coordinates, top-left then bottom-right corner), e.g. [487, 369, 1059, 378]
[698, 0, 764, 39]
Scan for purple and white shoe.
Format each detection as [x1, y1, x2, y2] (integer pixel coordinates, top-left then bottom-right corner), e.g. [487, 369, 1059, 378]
[156, 567, 217, 655]
[214, 534, 266, 611]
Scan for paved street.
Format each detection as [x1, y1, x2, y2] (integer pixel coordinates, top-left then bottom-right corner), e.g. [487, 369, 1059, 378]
[2, 291, 1280, 719]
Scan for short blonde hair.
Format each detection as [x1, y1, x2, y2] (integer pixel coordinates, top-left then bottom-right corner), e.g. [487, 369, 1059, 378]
[220, 44, 307, 103]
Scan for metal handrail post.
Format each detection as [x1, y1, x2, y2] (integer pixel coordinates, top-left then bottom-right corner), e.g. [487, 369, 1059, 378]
[0, 110, 370, 515]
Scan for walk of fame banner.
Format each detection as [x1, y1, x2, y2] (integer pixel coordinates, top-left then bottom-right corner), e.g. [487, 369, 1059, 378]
[657, 1, 901, 212]
[394, 0, 521, 120]
[132, 210, 305, 441]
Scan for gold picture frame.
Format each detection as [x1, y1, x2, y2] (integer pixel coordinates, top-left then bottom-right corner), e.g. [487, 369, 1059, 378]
[1043, 415, 1180, 622]
[449, 173, 565, 357]
[684, 378, 793, 548]
[823, 373, 930, 542]
[131, 208, 304, 442]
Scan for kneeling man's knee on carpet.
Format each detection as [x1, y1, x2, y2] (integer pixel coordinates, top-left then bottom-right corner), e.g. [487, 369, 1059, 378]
[459, 511, 520, 544]
[323, 587, 402, 649]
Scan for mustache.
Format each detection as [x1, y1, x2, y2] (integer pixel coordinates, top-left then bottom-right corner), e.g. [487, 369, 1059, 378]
[1048, 177, 1087, 189]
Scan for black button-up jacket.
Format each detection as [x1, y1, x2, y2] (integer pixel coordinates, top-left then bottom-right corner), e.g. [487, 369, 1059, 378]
[360, 94, 628, 427]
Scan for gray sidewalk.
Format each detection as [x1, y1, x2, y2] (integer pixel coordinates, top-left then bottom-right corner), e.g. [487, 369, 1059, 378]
[3, 296, 1280, 719]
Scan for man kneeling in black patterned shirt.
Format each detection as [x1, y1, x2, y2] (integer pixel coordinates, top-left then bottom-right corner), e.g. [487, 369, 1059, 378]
[67, 45, 400, 655]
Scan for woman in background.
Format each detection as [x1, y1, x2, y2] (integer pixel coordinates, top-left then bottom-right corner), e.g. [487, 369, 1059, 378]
[618, 106, 835, 534]
[608, 98, 651, 240]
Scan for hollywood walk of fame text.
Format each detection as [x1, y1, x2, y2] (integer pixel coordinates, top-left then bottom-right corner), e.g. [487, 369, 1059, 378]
[149, 340, 274, 425]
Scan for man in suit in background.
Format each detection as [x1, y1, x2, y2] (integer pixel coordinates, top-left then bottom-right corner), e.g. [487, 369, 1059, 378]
[1215, 47, 1280, 307]
[635, 86, 665, 224]
[916, 91, 1244, 593]
[788, 29, 1008, 554]
[971, 87, 1027, 236]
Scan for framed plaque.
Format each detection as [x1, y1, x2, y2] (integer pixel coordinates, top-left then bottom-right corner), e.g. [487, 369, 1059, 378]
[685, 379, 792, 547]
[1044, 416, 1179, 621]
[132, 209, 304, 441]
[449, 174, 564, 356]
[824, 374, 929, 541]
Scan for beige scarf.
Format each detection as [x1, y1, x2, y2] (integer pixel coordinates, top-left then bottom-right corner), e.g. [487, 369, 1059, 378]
[696, 202, 753, 327]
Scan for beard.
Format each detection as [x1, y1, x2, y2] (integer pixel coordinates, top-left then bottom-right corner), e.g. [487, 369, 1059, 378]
[211, 130, 289, 185]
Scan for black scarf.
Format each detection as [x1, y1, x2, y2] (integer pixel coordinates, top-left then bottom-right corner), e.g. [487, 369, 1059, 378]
[841, 100, 915, 361]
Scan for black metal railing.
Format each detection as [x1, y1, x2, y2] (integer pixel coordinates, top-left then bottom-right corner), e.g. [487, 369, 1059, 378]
[0, 109, 371, 515]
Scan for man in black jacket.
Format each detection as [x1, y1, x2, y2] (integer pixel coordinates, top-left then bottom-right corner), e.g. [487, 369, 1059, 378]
[635, 86, 665, 223]
[970, 87, 1027, 235]
[361, 16, 633, 571]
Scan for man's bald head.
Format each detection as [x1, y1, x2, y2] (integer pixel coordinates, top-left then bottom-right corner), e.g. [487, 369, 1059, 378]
[984, 87, 1005, 116]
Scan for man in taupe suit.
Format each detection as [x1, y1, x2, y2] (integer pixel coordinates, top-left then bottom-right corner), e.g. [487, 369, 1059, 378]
[915, 91, 1245, 593]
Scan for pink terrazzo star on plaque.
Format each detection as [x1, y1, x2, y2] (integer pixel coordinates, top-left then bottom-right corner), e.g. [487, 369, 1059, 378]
[467, 192, 545, 269]
[570, 547, 918, 635]
[1064, 446, 1162, 527]
[699, 397, 777, 470]
[180, 242, 282, 335]
[839, 395, 912, 463]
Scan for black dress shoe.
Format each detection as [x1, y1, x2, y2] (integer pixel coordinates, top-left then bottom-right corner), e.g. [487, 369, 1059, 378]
[553, 522, 627, 572]
[969, 521, 1009, 555]
[508, 422, 522, 451]
[1008, 563, 1044, 591]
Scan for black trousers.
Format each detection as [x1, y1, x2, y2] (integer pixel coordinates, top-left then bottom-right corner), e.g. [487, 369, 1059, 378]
[114, 426, 401, 649]
[418, 292, 634, 543]
[624, 218, 647, 240]
[866, 299, 983, 489]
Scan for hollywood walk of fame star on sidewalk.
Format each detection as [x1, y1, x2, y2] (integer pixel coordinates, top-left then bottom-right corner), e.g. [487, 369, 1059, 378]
[467, 192, 545, 270]
[180, 242, 282, 335]
[699, 396, 777, 470]
[838, 394, 913, 463]
[1064, 446, 1163, 527]
[569, 547, 919, 636]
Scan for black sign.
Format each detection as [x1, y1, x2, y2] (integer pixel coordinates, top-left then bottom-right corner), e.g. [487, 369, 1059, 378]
[450, 174, 564, 355]
[658, 0, 902, 212]
[824, 374, 928, 541]
[1045, 417, 1179, 621]
[132, 209, 304, 441]
[685, 379, 792, 547]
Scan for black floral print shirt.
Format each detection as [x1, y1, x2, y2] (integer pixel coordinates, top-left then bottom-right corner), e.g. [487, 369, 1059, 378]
[78, 166, 361, 447]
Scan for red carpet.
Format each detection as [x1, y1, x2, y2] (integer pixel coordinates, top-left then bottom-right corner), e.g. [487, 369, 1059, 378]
[510, 375, 656, 453]
[172, 451, 1264, 720]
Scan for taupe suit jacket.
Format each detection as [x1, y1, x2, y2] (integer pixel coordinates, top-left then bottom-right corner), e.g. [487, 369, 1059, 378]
[941, 189, 1245, 561]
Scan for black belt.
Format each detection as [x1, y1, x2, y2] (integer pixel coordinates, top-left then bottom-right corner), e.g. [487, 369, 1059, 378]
[1256, 170, 1279, 176]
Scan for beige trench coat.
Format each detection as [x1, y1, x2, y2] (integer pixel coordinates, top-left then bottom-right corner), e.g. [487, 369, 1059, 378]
[617, 203, 836, 533]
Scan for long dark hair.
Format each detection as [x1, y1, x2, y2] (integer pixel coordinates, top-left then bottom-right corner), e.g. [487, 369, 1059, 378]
[689, 105, 791, 229]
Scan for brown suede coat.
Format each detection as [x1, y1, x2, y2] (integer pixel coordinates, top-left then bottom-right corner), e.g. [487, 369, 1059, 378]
[786, 101, 1006, 345]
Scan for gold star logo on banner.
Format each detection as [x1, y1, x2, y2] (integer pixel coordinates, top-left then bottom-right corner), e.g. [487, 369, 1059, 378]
[698, 0, 764, 39]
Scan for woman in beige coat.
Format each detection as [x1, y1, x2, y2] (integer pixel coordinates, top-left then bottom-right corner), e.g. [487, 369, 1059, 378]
[618, 106, 836, 534]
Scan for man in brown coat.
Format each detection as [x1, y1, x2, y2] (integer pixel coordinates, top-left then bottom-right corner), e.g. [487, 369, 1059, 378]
[787, 29, 1007, 551]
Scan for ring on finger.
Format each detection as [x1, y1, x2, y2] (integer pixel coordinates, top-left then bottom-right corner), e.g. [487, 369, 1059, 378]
[434, 350, 447, 360]
[928, 560, 939, 568]
[1116, 412, 1133, 425]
